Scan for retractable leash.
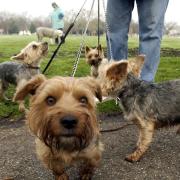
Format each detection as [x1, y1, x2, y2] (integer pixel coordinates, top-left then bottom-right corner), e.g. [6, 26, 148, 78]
[42, 0, 88, 74]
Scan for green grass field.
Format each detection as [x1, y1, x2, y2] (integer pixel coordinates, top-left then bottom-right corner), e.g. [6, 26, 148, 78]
[0, 35, 180, 118]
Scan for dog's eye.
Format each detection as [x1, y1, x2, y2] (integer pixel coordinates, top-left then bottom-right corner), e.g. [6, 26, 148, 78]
[46, 96, 56, 106]
[32, 45, 37, 49]
[88, 55, 92, 59]
[79, 96, 88, 104]
[95, 54, 99, 58]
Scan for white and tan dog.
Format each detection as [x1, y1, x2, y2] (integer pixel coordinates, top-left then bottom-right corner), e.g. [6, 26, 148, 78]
[36, 27, 63, 44]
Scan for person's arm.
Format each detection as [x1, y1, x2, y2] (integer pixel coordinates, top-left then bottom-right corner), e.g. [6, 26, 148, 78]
[58, 9, 64, 19]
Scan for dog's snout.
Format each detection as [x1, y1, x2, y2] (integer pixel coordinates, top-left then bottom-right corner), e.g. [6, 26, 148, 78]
[61, 115, 78, 129]
[91, 60, 96, 65]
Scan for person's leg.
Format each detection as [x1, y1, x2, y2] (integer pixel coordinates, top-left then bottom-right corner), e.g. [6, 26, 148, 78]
[55, 37, 59, 44]
[106, 0, 134, 60]
[137, 0, 169, 82]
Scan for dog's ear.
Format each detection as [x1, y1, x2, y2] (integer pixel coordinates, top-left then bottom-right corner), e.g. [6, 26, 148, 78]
[106, 61, 128, 79]
[85, 46, 91, 54]
[11, 52, 26, 61]
[96, 44, 104, 57]
[84, 77, 102, 102]
[129, 55, 145, 77]
[96, 44, 102, 51]
[14, 74, 46, 101]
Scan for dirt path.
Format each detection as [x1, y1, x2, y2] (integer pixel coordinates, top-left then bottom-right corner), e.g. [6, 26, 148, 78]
[0, 114, 180, 180]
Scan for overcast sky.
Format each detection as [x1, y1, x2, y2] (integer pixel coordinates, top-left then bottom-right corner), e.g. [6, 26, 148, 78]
[0, 0, 180, 25]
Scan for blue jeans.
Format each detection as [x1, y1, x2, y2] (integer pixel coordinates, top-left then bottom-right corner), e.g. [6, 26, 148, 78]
[106, 0, 169, 82]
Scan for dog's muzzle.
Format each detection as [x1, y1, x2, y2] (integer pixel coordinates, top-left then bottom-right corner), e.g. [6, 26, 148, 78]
[90, 58, 102, 66]
[44, 114, 92, 151]
[90, 59, 99, 66]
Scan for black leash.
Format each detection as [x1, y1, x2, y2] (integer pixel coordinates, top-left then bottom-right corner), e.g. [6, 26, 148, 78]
[100, 123, 133, 133]
[42, 0, 88, 74]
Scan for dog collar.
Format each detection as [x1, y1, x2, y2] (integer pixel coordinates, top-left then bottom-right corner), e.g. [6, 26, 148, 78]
[27, 65, 40, 69]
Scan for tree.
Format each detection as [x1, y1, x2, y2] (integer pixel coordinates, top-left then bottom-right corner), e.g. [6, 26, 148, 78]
[129, 20, 138, 35]
[164, 22, 178, 35]
[88, 18, 105, 35]
[29, 22, 36, 33]
[8, 19, 19, 34]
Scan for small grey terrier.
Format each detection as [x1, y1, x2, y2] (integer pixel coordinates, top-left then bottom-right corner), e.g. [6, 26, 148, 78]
[0, 41, 48, 112]
[96, 55, 180, 162]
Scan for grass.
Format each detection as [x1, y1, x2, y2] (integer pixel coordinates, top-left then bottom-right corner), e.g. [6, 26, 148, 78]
[0, 35, 180, 118]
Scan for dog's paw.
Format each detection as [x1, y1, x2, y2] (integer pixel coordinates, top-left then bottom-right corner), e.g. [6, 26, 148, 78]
[55, 173, 69, 180]
[125, 153, 141, 163]
[80, 173, 93, 180]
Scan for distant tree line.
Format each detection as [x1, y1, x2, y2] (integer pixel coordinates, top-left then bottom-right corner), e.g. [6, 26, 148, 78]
[0, 12, 51, 34]
[0, 10, 179, 36]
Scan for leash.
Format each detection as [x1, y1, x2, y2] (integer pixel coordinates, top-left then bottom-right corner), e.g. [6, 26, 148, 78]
[42, 0, 88, 74]
[97, 0, 100, 56]
[99, 97, 133, 133]
[102, 0, 113, 60]
[71, 0, 96, 77]
[100, 123, 133, 133]
[71, 0, 101, 77]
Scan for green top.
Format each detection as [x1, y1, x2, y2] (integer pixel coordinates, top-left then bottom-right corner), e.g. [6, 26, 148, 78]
[51, 7, 64, 29]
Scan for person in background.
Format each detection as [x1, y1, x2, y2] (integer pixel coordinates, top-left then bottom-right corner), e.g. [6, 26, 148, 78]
[51, 2, 64, 44]
[106, 0, 169, 82]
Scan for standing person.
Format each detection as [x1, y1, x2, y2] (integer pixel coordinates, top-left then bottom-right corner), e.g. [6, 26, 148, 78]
[106, 0, 169, 82]
[51, 2, 64, 44]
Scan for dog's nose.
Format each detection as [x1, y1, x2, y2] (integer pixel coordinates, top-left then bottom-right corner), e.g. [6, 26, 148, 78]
[91, 60, 96, 65]
[61, 115, 78, 129]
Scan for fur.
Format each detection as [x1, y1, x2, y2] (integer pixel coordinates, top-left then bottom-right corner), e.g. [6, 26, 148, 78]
[95, 55, 180, 162]
[0, 41, 48, 112]
[14, 75, 103, 180]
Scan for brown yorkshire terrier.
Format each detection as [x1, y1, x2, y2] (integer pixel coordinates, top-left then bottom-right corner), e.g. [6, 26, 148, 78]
[96, 55, 180, 162]
[14, 74, 103, 180]
[85, 45, 108, 78]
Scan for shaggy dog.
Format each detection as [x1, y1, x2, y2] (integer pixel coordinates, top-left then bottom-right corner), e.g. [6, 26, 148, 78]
[85, 45, 107, 78]
[95, 55, 180, 162]
[14, 74, 103, 180]
[0, 41, 48, 112]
